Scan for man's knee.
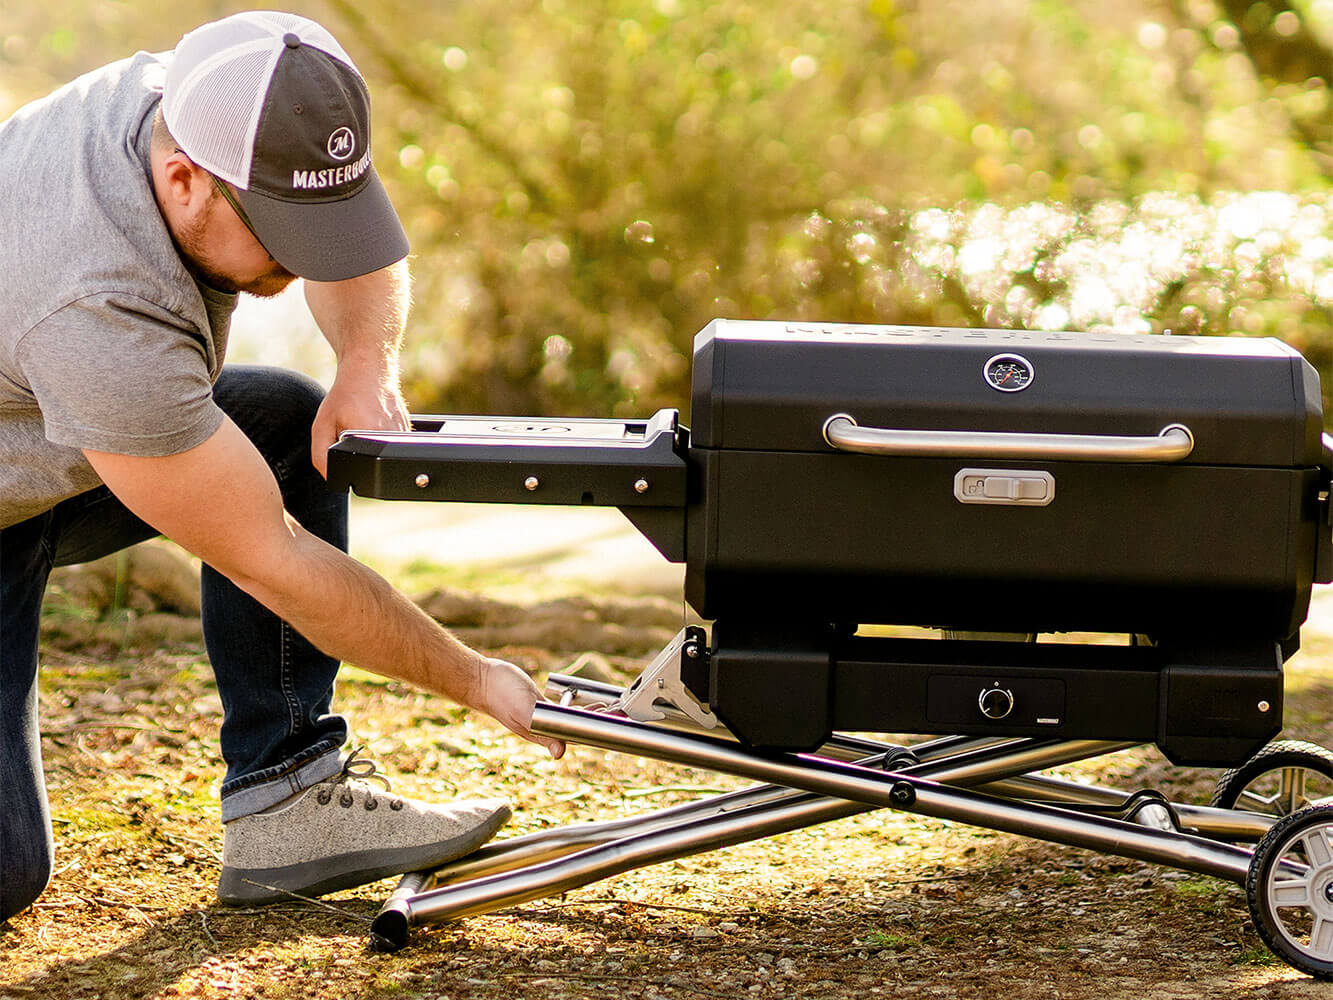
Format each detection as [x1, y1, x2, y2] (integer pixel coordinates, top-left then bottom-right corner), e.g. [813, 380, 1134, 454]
[214, 365, 328, 433]
[261, 367, 327, 425]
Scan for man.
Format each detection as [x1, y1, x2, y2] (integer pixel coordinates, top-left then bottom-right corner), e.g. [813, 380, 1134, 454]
[0, 11, 564, 921]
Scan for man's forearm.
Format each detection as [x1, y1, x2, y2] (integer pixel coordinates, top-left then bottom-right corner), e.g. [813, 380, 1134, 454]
[85, 420, 563, 756]
[228, 519, 559, 754]
[304, 260, 414, 472]
[304, 259, 411, 367]
[240, 519, 486, 709]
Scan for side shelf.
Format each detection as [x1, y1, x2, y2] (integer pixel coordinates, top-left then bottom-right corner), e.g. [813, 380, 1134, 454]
[326, 407, 689, 561]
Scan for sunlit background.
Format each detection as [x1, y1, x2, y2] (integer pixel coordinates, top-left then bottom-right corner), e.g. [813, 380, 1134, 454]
[3, 0, 1330, 418]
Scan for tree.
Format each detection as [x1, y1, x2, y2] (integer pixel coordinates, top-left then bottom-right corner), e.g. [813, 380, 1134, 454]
[1199, 0, 1332, 173]
[2, 1, 1329, 416]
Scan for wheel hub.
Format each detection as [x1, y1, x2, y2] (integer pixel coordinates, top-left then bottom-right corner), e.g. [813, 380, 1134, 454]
[1301, 862, 1333, 924]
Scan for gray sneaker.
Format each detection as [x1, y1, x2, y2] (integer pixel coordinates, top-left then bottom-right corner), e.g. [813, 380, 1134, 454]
[217, 753, 510, 906]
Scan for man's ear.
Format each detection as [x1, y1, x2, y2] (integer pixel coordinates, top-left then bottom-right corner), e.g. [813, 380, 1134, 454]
[159, 150, 211, 211]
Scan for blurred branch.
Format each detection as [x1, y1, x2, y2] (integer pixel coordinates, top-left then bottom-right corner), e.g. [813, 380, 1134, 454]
[1215, 0, 1331, 87]
[1174, 0, 1333, 175]
[323, 0, 562, 215]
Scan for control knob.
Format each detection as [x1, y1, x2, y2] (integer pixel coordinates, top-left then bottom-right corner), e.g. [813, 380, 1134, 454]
[978, 685, 1015, 720]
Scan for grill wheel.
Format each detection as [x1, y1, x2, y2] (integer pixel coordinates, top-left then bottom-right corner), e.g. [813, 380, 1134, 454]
[1247, 804, 1333, 980]
[1212, 740, 1333, 816]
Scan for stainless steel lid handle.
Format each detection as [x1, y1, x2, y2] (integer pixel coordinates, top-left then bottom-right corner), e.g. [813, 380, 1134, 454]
[822, 414, 1195, 463]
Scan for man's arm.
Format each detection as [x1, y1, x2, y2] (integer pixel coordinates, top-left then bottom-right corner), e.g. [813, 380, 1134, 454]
[304, 260, 412, 476]
[83, 419, 564, 758]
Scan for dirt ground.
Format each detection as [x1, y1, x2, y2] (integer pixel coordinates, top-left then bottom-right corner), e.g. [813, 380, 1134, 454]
[4, 549, 1333, 999]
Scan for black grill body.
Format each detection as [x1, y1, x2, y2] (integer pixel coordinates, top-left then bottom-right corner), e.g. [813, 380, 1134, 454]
[686, 320, 1325, 637]
[328, 320, 1333, 766]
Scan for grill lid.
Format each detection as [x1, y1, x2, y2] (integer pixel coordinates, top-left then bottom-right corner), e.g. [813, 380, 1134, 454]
[689, 320, 1323, 467]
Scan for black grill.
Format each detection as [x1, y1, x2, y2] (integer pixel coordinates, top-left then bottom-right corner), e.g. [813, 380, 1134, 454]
[329, 320, 1333, 766]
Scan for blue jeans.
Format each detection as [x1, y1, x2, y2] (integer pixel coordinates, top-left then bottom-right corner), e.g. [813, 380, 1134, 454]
[0, 365, 349, 922]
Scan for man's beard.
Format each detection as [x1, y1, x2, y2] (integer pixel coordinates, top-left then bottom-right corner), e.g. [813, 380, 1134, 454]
[174, 196, 298, 298]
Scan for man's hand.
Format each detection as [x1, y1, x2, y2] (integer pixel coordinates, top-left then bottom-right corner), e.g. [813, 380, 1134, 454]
[310, 363, 409, 477]
[304, 260, 412, 476]
[471, 658, 567, 759]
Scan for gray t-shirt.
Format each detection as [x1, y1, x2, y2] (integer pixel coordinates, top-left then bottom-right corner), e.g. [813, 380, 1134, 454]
[0, 50, 234, 529]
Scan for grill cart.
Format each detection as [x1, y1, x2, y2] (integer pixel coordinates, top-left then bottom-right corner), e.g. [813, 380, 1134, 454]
[329, 320, 1333, 978]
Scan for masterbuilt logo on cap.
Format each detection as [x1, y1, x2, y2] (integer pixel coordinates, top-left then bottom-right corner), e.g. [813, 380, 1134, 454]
[162, 10, 409, 282]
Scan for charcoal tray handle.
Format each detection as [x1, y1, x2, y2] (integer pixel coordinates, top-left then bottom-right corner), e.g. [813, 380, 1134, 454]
[822, 415, 1194, 463]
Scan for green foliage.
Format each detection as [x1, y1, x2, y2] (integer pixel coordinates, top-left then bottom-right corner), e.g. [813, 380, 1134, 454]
[344, 0, 1333, 416]
[2, 0, 1330, 417]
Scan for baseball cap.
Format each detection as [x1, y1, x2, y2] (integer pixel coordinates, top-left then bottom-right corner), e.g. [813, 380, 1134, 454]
[162, 11, 409, 282]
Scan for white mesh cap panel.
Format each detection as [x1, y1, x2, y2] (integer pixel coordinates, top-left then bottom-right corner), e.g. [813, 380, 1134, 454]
[249, 10, 360, 71]
[239, 11, 359, 69]
[164, 44, 277, 187]
[162, 11, 362, 189]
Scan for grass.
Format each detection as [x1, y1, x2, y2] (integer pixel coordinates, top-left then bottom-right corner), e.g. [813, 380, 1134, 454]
[1232, 946, 1285, 968]
[860, 931, 917, 952]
